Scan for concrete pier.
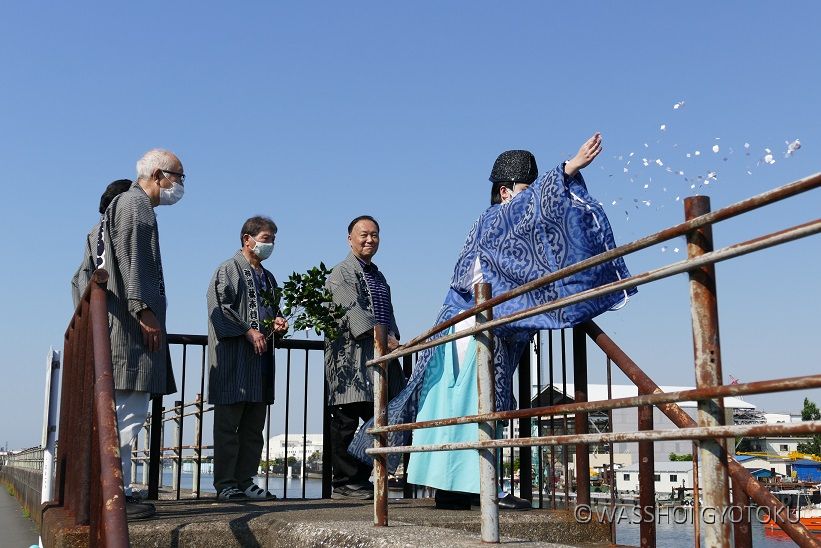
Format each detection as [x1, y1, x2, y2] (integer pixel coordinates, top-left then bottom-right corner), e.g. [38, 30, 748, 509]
[127, 497, 612, 547]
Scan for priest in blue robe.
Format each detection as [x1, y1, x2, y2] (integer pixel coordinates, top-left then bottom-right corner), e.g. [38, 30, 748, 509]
[350, 133, 635, 509]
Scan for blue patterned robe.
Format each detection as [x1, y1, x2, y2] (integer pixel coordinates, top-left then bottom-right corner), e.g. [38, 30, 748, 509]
[349, 164, 635, 479]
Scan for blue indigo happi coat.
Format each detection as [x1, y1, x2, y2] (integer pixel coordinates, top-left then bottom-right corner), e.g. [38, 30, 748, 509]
[349, 164, 635, 470]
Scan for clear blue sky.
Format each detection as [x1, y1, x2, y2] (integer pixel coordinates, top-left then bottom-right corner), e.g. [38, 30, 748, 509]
[1, 2, 818, 449]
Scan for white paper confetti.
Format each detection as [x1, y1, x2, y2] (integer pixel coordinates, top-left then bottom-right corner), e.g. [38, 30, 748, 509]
[655, 158, 664, 167]
[642, 200, 652, 206]
[661, 246, 668, 252]
[673, 247, 680, 253]
[644, 184, 649, 189]
[686, 153, 691, 158]
[694, 150, 701, 156]
[764, 153, 775, 165]
[673, 101, 685, 110]
[712, 144, 720, 153]
[611, 200, 618, 205]
[660, 124, 667, 131]
[642, 158, 650, 167]
[786, 139, 801, 157]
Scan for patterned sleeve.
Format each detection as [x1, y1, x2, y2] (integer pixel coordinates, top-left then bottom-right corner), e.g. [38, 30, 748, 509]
[208, 265, 251, 339]
[327, 265, 374, 340]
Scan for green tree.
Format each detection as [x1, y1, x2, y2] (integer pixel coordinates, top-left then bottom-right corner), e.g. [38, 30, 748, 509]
[669, 452, 693, 462]
[797, 398, 821, 457]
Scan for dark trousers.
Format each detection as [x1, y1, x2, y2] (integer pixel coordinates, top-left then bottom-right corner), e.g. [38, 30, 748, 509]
[330, 401, 373, 487]
[213, 402, 267, 493]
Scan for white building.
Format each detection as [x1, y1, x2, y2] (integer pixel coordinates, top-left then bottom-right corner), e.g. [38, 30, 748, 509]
[587, 384, 755, 464]
[262, 433, 323, 461]
[618, 461, 693, 495]
[737, 412, 810, 457]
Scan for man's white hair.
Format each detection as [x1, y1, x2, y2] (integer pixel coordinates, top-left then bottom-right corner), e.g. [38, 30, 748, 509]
[136, 149, 177, 181]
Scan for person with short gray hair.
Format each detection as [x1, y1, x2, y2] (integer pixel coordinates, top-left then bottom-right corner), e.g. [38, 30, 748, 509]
[103, 148, 185, 519]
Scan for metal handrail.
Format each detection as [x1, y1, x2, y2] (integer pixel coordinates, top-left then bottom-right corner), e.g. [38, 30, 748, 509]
[370, 217, 819, 365]
[42, 270, 128, 548]
[368, 373, 821, 433]
[141, 334, 327, 501]
[398, 172, 820, 351]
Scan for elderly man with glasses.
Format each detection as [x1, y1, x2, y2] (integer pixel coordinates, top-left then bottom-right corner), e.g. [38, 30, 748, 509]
[99, 149, 185, 519]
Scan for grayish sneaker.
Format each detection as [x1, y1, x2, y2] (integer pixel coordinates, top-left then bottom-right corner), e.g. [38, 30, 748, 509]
[243, 485, 277, 500]
[331, 484, 374, 500]
[217, 487, 247, 501]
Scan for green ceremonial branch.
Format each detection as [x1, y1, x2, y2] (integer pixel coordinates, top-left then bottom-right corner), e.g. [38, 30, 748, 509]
[259, 262, 347, 340]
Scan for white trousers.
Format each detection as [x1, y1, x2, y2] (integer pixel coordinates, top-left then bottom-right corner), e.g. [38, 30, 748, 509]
[114, 389, 150, 496]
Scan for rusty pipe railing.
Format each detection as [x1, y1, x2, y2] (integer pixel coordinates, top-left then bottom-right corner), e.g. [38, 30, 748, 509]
[400, 172, 820, 350]
[583, 321, 821, 548]
[369, 217, 820, 367]
[685, 195, 731, 548]
[368, 374, 821, 433]
[42, 269, 129, 548]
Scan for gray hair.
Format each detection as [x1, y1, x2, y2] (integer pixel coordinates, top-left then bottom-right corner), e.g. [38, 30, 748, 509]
[136, 149, 177, 181]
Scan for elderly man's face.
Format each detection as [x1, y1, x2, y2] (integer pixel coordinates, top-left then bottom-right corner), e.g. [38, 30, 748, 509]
[158, 156, 185, 189]
[348, 220, 380, 262]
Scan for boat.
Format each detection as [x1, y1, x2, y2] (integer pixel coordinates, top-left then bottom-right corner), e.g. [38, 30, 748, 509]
[763, 489, 821, 531]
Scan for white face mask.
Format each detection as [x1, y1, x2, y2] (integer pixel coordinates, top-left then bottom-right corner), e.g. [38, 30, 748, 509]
[159, 181, 185, 206]
[250, 237, 274, 260]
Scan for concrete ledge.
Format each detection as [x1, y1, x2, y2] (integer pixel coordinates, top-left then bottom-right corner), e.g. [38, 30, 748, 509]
[129, 498, 611, 547]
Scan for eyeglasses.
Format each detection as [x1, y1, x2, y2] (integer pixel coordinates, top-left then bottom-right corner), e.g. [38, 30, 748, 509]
[162, 169, 186, 184]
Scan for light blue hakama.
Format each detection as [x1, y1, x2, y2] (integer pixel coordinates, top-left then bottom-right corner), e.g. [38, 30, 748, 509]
[406, 330, 481, 493]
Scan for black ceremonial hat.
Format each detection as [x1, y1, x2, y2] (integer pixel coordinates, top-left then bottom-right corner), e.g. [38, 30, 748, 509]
[489, 150, 538, 185]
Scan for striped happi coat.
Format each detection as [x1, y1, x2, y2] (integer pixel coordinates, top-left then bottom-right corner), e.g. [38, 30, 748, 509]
[103, 184, 175, 395]
[207, 250, 281, 405]
[324, 253, 404, 407]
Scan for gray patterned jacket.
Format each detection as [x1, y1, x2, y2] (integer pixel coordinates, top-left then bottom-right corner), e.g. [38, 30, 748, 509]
[104, 184, 175, 395]
[324, 253, 404, 406]
[207, 250, 280, 405]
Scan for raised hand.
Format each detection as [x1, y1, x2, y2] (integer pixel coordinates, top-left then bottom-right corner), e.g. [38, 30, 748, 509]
[564, 132, 602, 177]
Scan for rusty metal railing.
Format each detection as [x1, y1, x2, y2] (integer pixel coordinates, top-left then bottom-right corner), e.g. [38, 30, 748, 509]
[41, 270, 128, 548]
[366, 173, 821, 546]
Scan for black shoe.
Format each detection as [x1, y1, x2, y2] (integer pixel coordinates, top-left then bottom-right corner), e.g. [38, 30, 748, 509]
[498, 493, 531, 510]
[331, 484, 374, 500]
[125, 496, 156, 520]
[435, 489, 471, 510]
